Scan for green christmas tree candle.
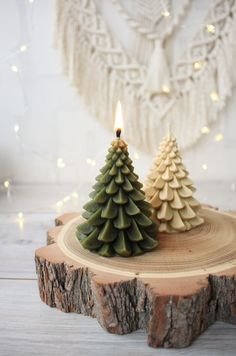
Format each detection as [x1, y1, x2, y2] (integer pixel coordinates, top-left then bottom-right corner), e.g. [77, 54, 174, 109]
[76, 102, 158, 257]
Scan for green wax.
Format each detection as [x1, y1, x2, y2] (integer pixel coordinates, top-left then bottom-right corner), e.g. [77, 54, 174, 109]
[115, 158, 124, 167]
[125, 198, 140, 215]
[127, 220, 143, 241]
[84, 200, 99, 213]
[114, 206, 131, 229]
[139, 231, 158, 251]
[101, 198, 117, 219]
[77, 221, 93, 235]
[80, 228, 102, 250]
[109, 165, 118, 176]
[94, 187, 108, 203]
[99, 170, 112, 184]
[105, 179, 119, 194]
[82, 211, 92, 219]
[98, 219, 117, 242]
[87, 208, 104, 226]
[113, 189, 128, 204]
[98, 244, 115, 257]
[122, 177, 133, 192]
[113, 231, 131, 257]
[133, 181, 143, 190]
[130, 242, 144, 256]
[120, 165, 130, 174]
[129, 188, 145, 201]
[76, 138, 158, 257]
[134, 213, 153, 227]
[114, 169, 124, 184]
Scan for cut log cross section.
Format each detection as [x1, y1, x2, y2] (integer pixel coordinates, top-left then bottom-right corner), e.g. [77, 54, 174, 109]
[35, 207, 236, 348]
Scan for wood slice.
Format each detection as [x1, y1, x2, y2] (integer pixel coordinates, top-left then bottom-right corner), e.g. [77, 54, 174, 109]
[35, 207, 236, 348]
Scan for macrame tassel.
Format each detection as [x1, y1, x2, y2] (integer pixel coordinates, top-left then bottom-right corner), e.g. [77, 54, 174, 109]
[142, 40, 171, 97]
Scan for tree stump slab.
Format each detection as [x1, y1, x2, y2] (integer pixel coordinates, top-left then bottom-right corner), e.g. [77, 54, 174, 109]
[35, 207, 236, 348]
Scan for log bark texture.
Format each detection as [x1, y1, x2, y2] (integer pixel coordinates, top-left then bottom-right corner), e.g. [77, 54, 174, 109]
[35, 208, 236, 348]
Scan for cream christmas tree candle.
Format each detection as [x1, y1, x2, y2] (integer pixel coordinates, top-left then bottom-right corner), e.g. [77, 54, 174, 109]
[144, 131, 204, 233]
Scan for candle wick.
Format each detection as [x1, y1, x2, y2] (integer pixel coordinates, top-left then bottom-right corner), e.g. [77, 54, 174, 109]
[116, 129, 121, 138]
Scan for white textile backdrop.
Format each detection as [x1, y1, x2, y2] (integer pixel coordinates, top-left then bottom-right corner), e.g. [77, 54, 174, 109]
[0, 0, 236, 188]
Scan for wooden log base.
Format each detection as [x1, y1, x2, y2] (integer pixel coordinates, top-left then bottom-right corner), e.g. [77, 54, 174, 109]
[35, 207, 236, 348]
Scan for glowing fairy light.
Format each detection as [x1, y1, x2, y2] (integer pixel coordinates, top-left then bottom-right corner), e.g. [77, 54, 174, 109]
[214, 133, 224, 142]
[206, 24, 215, 33]
[162, 85, 170, 94]
[20, 44, 27, 52]
[210, 91, 219, 102]
[3, 180, 10, 188]
[162, 10, 170, 17]
[63, 196, 70, 203]
[56, 201, 63, 208]
[57, 157, 65, 168]
[11, 65, 19, 73]
[201, 126, 210, 134]
[14, 124, 20, 133]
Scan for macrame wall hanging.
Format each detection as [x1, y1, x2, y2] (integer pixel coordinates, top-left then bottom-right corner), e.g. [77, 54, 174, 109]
[54, 0, 236, 154]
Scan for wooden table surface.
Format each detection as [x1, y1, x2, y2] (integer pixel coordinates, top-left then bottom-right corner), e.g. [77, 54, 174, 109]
[0, 184, 236, 355]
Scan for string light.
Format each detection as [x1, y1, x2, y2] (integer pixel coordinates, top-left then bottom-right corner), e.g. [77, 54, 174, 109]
[63, 196, 70, 203]
[57, 157, 65, 168]
[214, 133, 224, 142]
[11, 65, 18, 73]
[20, 44, 27, 52]
[202, 164, 208, 171]
[193, 61, 205, 70]
[206, 24, 215, 33]
[28, 0, 34, 3]
[134, 153, 140, 160]
[201, 126, 210, 134]
[162, 85, 170, 94]
[162, 10, 170, 17]
[72, 192, 79, 198]
[3, 180, 10, 188]
[86, 158, 96, 166]
[14, 124, 20, 133]
[193, 62, 201, 70]
[17, 212, 24, 231]
[210, 91, 219, 102]
[56, 201, 63, 208]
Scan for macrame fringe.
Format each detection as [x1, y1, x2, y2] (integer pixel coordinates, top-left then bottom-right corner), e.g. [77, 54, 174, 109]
[166, 13, 236, 149]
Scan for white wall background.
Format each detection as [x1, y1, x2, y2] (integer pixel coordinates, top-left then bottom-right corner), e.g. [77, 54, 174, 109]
[0, 0, 236, 188]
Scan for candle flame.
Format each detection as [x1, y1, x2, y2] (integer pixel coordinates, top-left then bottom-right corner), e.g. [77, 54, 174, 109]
[114, 101, 124, 137]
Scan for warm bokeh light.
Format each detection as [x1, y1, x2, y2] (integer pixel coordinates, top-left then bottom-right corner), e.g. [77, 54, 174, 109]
[201, 126, 210, 134]
[20, 44, 27, 52]
[215, 133, 224, 142]
[114, 101, 124, 135]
